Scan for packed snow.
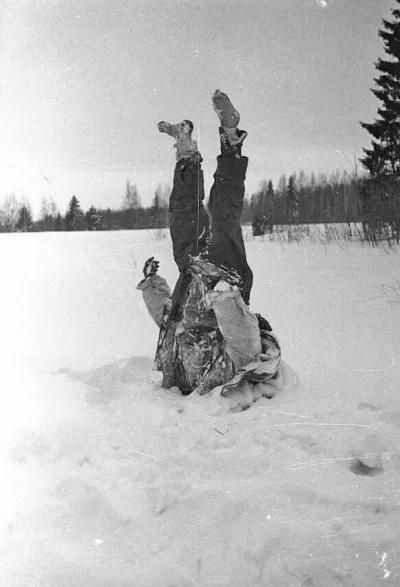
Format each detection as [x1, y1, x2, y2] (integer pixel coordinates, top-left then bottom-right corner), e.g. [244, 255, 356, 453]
[1, 229, 400, 586]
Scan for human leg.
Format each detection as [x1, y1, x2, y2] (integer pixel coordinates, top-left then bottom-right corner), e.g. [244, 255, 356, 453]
[158, 120, 210, 271]
[168, 155, 210, 271]
[207, 91, 253, 304]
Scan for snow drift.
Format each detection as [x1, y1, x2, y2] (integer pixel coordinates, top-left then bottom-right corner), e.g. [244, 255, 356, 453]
[1, 230, 399, 586]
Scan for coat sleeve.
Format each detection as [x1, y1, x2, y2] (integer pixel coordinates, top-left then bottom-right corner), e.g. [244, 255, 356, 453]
[136, 274, 172, 327]
[207, 285, 282, 397]
[207, 286, 262, 370]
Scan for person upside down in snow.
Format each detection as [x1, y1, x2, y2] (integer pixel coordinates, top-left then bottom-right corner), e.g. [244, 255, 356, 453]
[137, 90, 283, 408]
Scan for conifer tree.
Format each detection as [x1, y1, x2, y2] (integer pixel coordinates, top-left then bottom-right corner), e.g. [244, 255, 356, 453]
[251, 213, 268, 237]
[150, 190, 162, 228]
[55, 213, 63, 231]
[65, 196, 84, 231]
[266, 180, 275, 218]
[16, 205, 33, 232]
[251, 180, 276, 236]
[85, 206, 103, 230]
[250, 182, 266, 236]
[360, 0, 400, 175]
[286, 175, 299, 224]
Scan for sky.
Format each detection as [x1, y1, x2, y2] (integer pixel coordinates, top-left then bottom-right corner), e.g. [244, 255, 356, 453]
[0, 0, 396, 217]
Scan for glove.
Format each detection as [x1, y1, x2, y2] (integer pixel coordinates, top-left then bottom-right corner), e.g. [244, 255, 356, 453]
[143, 256, 159, 278]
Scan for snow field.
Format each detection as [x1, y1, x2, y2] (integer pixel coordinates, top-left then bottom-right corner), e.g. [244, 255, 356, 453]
[1, 230, 400, 586]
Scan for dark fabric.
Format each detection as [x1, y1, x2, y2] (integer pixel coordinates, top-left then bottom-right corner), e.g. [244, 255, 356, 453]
[208, 156, 253, 304]
[175, 327, 232, 395]
[255, 313, 273, 333]
[155, 271, 191, 388]
[218, 126, 245, 159]
[155, 270, 234, 393]
[169, 154, 253, 303]
[168, 158, 210, 271]
[157, 153, 255, 393]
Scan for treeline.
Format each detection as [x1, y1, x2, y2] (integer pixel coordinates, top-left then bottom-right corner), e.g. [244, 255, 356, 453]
[1, 171, 399, 240]
[249, 169, 364, 236]
[249, 170, 400, 244]
[0, 182, 171, 233]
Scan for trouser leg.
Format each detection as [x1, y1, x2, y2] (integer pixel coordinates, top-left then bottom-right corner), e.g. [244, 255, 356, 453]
[208, 155, 253, 304]
[169, 156, 210, 272]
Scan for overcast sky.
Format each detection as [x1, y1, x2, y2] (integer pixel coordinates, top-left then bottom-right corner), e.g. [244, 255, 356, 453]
[0, 0, 395, 216]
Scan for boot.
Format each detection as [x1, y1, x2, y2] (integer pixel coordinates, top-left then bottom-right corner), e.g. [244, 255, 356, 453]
[219, 126, 247, 159]
[158, 119, 199, 161]
[212, 90, 240, 128]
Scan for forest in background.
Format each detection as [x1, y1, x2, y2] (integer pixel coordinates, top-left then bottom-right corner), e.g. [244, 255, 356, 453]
[0, 169, 375, 232]
[2, 1, 400, 246]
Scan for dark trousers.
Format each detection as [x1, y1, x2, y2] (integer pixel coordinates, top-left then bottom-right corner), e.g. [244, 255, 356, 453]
[168, 158, 210, 272]
[169, 155, 253, 304]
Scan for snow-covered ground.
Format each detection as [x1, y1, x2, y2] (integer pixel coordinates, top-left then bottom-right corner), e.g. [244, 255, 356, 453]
[1, 229, 400, 586]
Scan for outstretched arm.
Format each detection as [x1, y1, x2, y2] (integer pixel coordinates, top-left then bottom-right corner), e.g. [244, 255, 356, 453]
[136, 257, 172, 327]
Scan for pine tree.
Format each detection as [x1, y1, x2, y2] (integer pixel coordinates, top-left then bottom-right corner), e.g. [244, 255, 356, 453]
[65, 196, 84, 231]
[55, 213, 63, 231]
[259, 180, 268, 215]
[85, 206, 103, 230]
[266, 180, 275, 218]
[251, 213, 269, 237]
[150, 190, 162, 229]
[360, 1, 400, 176]
[286, 175, 299, 224]
[251, 180, 275, 236]
[16, 205, 33, 232]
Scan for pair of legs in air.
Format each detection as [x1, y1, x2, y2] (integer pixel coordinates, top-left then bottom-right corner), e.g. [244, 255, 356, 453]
[158, 89, 253, 304]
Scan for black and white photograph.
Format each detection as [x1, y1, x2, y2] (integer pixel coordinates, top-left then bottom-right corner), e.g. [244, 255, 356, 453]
[1, 0, 400, 585]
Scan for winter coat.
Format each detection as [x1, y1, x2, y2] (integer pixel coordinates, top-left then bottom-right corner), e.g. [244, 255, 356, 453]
[136, 263, 282, 397]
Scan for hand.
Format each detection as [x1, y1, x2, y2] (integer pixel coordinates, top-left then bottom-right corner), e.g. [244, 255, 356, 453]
[143, 256, 159, 278]
[157, 121, 169, 133]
